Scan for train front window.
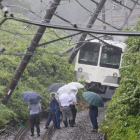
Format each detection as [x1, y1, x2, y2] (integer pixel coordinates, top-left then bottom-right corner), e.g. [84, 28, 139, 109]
[78, 42, 100, 66]
[100, 45, 122, 69]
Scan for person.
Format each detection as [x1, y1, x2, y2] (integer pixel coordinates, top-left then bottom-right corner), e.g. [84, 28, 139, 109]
[54, 96, 61, 129]
[45, 92, 57, 129]
[69, 89, 77, 125]
[59, 93, 74, 127]
[28, 102, 42, 137]
[89, 104, 98, 132]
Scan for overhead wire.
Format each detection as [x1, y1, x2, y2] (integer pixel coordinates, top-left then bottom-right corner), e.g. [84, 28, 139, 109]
[24, 0, 51, 30]
[0, 1, 132, 30]
[6, 5, 42, 19]
[0, 0, 140, 58]
[76, 0, 93, 13]
[113, 0, 128, 12]
[1, 0, 140, 94]
[0, 1, 52, 53]
[37, 32, 81, 47]
[2, 16, 139, 35]
[0, 32, 108, 57]
[0, 28, 54, 36]
[0, 49, 60, 56]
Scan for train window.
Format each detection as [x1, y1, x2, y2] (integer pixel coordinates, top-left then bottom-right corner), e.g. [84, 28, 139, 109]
[78, 42, 100, 66]
[100, 45, 122, 69]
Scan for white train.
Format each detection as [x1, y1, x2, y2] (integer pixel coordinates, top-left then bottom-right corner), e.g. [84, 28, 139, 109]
[74, 39, 126, 99]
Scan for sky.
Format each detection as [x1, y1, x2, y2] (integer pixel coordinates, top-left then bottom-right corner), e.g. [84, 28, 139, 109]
[1, 0, 140, 42]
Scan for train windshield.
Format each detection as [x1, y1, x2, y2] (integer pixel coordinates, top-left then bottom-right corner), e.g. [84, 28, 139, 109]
[100, 45, 122, 69]
[78, 42, 100, 66]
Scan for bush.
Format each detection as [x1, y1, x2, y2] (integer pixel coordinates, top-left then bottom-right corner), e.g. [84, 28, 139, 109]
[0, 103, 17, 128]
[101, 19, 140, 139]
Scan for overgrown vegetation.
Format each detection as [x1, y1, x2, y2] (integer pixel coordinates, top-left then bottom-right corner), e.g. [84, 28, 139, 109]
[0, 12, 87, 129]
[101, 19, 140, 140]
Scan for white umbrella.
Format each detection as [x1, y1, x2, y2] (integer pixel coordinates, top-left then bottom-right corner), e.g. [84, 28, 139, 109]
[57, 84, 77, 96]
[67, 82, 84, 89]
[68, 85, 78, 95]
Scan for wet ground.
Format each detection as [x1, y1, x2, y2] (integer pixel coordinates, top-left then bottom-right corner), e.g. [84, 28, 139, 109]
[0, 101, 109, 140]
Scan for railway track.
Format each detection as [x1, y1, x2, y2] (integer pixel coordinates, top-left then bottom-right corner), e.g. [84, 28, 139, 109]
[14, 123, 30, 140]
[14, 119, 55, 140]
[1, 101, 108, 140]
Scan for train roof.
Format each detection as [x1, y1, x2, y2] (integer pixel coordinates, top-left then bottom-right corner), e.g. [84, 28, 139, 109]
[90, 39, 126, 52]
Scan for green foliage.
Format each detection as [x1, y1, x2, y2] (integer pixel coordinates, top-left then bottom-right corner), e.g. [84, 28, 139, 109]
[101, 19, 140, 139]
[0, 103, 17, 128]
[0, 12, 77, 128]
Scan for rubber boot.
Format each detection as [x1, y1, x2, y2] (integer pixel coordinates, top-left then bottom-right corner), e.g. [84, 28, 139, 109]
[63, 121, 68, 127]
[30, 133, 34, 137]
[69, 120, 75, 127]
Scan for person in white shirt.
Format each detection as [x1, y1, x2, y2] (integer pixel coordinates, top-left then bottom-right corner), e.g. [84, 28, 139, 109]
[28, 102, 42, 137]
[59, 93, 74, 127]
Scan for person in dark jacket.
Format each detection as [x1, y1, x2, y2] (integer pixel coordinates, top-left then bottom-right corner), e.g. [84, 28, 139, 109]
[54, 97, 61, 129]
[45, 93, 57, 129]
[69, 90, 77, 125]
[89, 104, 98, 132]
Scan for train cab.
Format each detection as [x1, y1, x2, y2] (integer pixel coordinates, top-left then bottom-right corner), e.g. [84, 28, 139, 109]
[74, 39, 126, 95]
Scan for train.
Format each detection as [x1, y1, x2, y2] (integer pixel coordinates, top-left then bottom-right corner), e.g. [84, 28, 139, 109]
[74, 39, 126, 99]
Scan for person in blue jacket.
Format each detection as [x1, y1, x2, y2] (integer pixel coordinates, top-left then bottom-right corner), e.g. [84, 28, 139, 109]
[54, 96, 61, 129]
[89, 104, 98, 132]
[45, 92, 57, 129]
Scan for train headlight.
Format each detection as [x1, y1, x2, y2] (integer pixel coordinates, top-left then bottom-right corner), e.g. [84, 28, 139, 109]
[113, 72, 118, 78]
[78, 67, 83, 72]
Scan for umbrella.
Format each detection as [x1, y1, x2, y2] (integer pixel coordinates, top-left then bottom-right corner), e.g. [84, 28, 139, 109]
[20, 91, 42, 103]
[47, 83, 65, 92]
[82, 92, 104, 107]
[67, 82, 84, 89]
[57, 84, 77, 96]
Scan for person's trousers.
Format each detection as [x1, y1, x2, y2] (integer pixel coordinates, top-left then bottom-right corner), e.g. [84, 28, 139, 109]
[89, 109, 98, 130]
[56, 109, 60, 128]
[61, 106, 73, 121]
[45, 113, 52, 127]
[70, 104, 77, 124]
[30, 114, 40, 134]
[45, 113, 57, 128]
[89, 116, 98, 130]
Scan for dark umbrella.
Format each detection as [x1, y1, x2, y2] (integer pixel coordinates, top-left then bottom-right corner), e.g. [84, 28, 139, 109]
[20, 91, 42, 103]
[47, 83, 65, 92]
[82, 92, 104, 107]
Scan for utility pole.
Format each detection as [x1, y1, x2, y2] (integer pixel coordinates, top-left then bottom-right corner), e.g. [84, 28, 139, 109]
[1, 0, 61, 105]
[102, 5, 107, 40]
[125, 12, 128, 27]
[102, 5, 106, 31]
[67, 0, 106, 64]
